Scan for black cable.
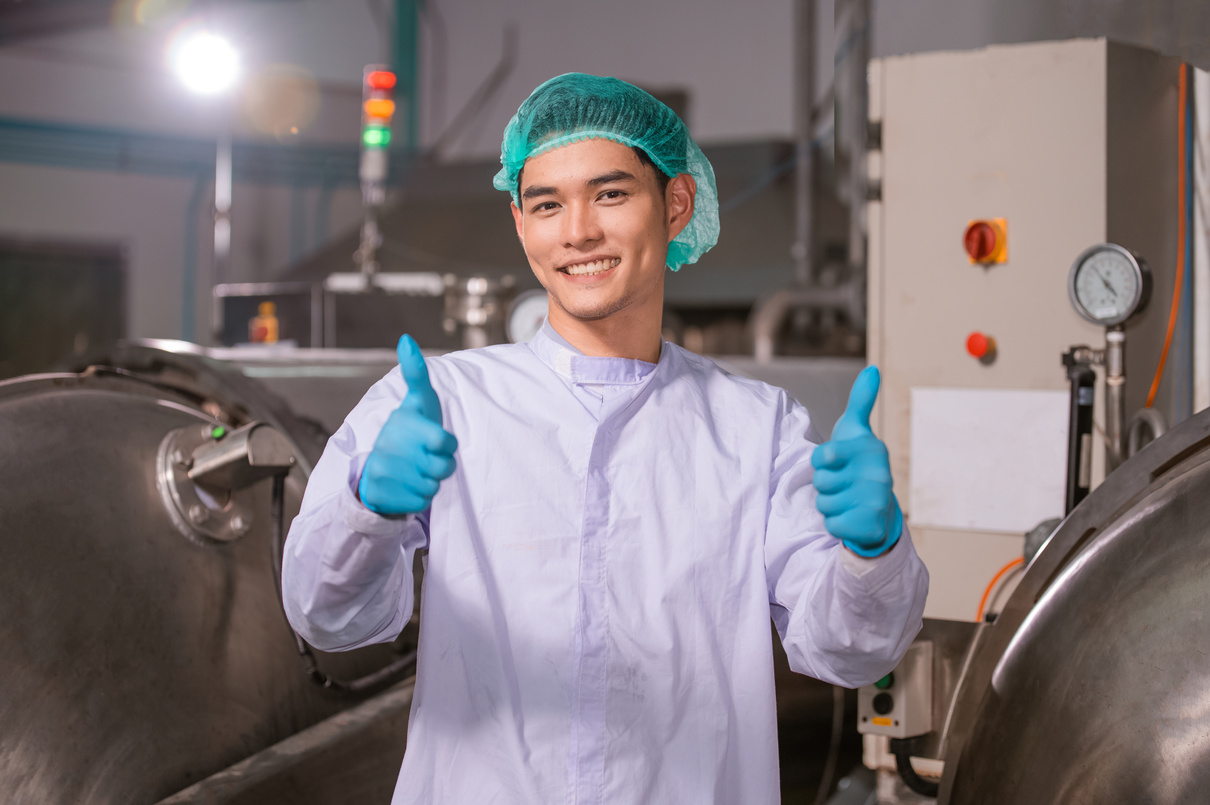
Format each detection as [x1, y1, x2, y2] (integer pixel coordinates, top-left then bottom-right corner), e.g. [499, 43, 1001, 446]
[888, 737, 939, 798]
[270, 472, 416, 695]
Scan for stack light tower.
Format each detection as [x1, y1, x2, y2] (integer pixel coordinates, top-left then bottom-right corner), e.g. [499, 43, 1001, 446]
[356, 66, 397, 277]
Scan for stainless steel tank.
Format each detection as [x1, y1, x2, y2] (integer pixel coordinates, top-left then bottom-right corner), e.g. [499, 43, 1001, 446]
[0, 357, 411, 803]
[939, 406, 1210, 804]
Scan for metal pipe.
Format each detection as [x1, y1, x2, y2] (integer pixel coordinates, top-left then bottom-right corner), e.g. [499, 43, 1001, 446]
[214, 130, 233, 285]
[182, 171, 209, 343]
[750, 283, 864, 362]
[1105, 328, 1126, 471]
[1194, 67, 1209, 414]
[393, 0, 421, 151]
[1127, 407, 1168, 457]
[843, 0, 872, 277]
[793, 0, 815, 286]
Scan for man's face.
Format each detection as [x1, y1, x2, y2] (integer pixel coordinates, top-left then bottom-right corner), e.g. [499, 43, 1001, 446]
[511, 138, 693, 328]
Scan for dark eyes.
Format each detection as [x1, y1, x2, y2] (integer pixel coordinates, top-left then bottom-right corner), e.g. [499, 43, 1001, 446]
[529, 190, 627, 214]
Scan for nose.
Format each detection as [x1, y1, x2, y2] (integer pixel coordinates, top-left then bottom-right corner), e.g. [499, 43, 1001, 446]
[561, 200, 604, 249]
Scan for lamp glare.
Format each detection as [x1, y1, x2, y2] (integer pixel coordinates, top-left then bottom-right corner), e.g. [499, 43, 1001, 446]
[173, 31, 240, 95]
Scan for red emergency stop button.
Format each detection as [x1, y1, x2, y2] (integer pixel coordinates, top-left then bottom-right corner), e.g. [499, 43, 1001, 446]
[964, 218, 1008, 264]
[967, 332, 997, 364]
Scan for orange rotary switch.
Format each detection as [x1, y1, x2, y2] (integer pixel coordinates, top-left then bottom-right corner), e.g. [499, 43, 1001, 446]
[964, 218, 1008, 264]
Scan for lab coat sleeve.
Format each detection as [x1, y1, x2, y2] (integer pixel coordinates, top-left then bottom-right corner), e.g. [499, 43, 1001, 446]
[281, 368, 429, 652]
[763, 397, 929, 688]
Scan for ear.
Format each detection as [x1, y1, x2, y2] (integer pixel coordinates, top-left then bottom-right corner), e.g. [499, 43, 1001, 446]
[511, 201, 525, 245]
[665, 174, 696, 243]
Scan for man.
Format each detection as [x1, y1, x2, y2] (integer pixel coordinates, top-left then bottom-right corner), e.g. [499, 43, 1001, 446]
[282, 73, 928, 804]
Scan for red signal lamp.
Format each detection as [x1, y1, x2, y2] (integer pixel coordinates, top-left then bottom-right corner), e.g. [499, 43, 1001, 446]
[366, 70, 396, 91]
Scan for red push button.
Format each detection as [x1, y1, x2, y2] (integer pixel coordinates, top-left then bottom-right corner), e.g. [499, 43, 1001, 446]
[967, 332, 997, 364]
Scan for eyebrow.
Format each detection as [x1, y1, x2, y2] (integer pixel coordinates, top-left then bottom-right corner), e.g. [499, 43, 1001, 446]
[586, 169, 637, 187]
[521, 184, 558, 200]
[520, 170, 639, 201]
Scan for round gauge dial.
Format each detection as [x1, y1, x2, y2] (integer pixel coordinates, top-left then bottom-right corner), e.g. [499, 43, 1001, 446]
[1068, 244, 1151, 327]
[506, 289, 549, 344]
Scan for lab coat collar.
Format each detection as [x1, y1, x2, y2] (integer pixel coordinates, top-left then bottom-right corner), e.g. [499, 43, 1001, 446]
[529, 319, 663, 386]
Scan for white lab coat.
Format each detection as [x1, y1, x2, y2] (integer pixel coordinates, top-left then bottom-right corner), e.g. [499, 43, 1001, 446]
[282, 322, 928, 805]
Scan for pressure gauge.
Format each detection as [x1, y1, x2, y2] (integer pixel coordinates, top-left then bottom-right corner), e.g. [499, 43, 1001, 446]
[1067, 243, 1152, 327]
[505, 289, 549, 343]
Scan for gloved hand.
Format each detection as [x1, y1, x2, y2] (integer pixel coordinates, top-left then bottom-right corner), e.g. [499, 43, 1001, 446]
[810, 365, 903, 557]
[358, 335, 458, 516]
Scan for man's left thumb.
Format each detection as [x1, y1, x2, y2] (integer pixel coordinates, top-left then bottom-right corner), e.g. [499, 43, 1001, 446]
[832, 365, 881, 440]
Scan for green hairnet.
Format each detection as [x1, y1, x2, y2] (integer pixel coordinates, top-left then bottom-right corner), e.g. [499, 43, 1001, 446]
[493, 73, 719, 272]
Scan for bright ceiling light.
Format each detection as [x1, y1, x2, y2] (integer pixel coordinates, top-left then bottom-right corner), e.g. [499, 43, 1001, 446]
[172, 30, 240, 95]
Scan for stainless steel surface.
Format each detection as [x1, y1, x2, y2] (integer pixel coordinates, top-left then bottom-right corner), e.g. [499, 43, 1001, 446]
[443, 274, 515, 349]
[186, 421, 297, 490]
[1127, 405, 1168, 457]
[158, 423, 256, 544]
[0, 370, 412, 803]
[157, 681, 414, 805]
[939, 404, 1210, 804]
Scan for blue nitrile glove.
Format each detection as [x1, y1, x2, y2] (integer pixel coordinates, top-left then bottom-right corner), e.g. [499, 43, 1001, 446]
[809, 365, 903, 558]
[358, 335, 458, 516]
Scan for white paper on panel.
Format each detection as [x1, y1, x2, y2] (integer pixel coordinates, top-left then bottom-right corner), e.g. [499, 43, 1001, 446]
[909, 387, 1069, 534]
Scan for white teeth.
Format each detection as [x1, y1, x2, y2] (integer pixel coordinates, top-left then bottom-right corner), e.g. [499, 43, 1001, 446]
[563, 258, 621, 276]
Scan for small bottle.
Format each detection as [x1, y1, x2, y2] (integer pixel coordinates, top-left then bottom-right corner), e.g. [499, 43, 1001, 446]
[249, 301, 280, 344]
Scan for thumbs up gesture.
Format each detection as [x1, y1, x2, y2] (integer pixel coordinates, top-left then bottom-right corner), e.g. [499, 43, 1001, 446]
[358, 335, 459, 516]
[809, 366, 903, 557]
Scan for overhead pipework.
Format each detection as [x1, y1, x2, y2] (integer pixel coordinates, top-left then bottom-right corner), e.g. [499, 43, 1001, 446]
[751, 282, 866, 363]
[751, 0, 868, 362]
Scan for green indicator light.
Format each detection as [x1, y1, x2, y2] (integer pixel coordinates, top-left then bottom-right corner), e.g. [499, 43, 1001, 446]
[211, 426, 226, 439]
[362, 126, 391, 147]
[874, 673, 894, 690]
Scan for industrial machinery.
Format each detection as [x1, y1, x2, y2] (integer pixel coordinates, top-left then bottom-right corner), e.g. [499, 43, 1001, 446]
[856, 403, 1210, 804]
[867, 38, 1182, 624]
[0, 344, 416, 803]
[940, 402, 1210, 803]
[858, 37, 1205, 803]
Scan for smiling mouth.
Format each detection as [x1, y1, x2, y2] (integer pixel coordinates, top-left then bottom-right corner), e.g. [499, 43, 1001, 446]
[558, 258, 620, 277]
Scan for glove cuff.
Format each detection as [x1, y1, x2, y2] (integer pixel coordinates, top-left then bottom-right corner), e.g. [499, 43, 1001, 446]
[843, 496, 904, 558]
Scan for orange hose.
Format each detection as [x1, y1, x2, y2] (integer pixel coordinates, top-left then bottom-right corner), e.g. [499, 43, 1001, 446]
[976, 557, 1025, 622]
[1145, 64, 1189, 409]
